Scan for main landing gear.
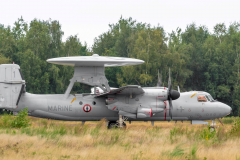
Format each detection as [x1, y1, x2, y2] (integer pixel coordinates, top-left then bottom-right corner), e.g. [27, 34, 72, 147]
[107, 114, 128, 129]
[108, 121, 126, 129]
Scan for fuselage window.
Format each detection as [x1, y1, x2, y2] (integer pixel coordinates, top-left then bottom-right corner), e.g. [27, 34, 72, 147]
[198, 96, 207, 102]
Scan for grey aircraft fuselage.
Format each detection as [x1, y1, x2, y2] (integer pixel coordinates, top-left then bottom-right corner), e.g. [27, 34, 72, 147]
[0, 61, 231, 124]
[14, 89, 231, 122]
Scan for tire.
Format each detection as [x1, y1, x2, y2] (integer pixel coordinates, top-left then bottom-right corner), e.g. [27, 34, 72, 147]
[108, 121, 127, 129]
[108, 121, 117, 129]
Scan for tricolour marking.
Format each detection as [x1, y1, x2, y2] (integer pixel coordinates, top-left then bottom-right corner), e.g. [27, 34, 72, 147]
[71, 98, 76, 103]
[191, 93, 197, 98]
[83, 104, 91, 112]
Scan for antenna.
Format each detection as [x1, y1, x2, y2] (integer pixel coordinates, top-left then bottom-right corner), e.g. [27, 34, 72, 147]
[47, 54, 145, 99]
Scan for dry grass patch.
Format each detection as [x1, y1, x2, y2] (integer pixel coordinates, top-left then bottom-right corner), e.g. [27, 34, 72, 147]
[0, 117, 240, 159]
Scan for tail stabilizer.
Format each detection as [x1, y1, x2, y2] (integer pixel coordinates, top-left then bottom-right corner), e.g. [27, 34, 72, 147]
[0, 64, 25, 109]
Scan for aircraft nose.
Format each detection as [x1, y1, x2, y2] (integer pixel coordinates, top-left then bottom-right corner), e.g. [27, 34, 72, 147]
[226, 105, 232, 115]
[220, 103, 232, 116]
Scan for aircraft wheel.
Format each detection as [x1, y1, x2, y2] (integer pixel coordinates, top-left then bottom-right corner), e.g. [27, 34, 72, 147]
[107, 121, 127, 129]
[209, 125, 216, 132]
[108, 121, 117, 129]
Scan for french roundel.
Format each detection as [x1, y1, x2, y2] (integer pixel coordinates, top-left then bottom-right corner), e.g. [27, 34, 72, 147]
[83, 104, 91, 112]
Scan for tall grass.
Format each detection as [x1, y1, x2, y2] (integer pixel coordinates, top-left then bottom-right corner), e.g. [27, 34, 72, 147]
[222, 116, 240, 124]
[230, 118, 240, 137]
[0, 117, 240, 159]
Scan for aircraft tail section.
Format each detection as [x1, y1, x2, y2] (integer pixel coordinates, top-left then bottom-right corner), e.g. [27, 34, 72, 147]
[0, 64, 25, 109]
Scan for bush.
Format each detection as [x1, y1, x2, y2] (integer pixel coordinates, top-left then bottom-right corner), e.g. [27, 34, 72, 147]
[0, 108, 31, 128]
[11, 108, 31, 128]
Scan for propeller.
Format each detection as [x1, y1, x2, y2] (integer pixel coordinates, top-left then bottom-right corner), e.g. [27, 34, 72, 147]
[167, 68, 180, 120]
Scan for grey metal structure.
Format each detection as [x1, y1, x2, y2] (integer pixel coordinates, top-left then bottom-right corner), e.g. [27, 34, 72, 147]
[0, 54, 232, 128]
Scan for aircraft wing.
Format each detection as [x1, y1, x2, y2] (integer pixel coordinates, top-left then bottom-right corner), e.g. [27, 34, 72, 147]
[95, 85, 144, 97]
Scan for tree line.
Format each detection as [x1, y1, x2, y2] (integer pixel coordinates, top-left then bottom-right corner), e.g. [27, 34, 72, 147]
[0, 17, 240, 116]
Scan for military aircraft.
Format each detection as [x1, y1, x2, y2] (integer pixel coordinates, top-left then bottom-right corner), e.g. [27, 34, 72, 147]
[0, 54, 231, 128]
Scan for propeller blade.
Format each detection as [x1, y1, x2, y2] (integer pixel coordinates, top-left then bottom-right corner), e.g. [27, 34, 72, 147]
[168, 68, 171, 91]
[157, 70, 162, 87]
[169, 97, 173, 119]
[178, 86, 180, 93]
[168, 68, 172, 119]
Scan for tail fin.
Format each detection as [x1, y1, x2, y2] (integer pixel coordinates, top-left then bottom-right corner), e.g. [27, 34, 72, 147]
[0, 64, 25, 109]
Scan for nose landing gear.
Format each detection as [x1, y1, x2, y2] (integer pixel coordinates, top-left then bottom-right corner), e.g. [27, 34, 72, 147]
[209, 119, 224, 131]
[209, 119, 217, 131]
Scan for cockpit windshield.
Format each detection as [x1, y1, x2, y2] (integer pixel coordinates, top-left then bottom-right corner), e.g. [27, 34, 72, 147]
[206, 95, 214, 101]
[197, 94, 214, 102]
[205, 96, 210, 101]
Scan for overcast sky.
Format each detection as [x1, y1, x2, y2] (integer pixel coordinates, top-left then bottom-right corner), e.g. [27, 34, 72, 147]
[1, 0, 240, 48]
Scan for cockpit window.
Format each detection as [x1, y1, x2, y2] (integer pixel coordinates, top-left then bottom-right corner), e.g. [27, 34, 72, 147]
[198, 96, 207, 102]
[205, 96, 210, 101]
[207, 95, 214, 101]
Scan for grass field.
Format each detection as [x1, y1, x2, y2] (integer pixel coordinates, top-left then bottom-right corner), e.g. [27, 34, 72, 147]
[0, 116, 240, 160]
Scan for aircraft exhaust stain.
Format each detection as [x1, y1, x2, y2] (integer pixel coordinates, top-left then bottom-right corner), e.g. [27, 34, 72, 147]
[71, 98, 76, 103]
[191, 93, 197, 98]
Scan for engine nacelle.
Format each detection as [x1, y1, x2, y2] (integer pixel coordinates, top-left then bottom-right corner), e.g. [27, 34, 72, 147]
[137, 108, 164, 118]
[149, 101, 165, 108]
